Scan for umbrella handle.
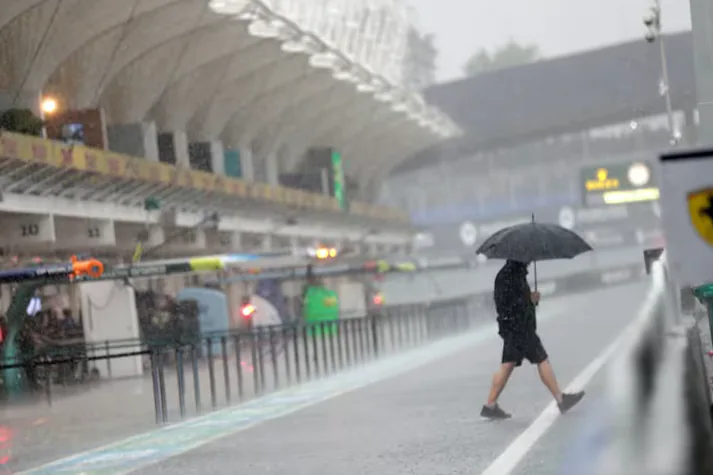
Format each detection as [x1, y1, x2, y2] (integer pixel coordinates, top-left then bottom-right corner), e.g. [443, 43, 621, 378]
[533, 260, 539, 307]
[531, 213, 538, 294]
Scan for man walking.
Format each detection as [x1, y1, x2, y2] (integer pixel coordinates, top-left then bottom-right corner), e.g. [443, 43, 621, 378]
[480, 259, 584, 420]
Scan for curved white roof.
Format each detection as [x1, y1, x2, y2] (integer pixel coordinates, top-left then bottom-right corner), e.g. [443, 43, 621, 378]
[0, 0, 460, 187]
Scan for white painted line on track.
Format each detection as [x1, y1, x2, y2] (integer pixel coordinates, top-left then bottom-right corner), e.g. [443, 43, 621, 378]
[479, 303, 651, 475]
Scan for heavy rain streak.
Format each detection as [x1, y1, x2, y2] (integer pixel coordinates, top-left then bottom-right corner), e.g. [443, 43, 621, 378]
[0, 0, 710, 474]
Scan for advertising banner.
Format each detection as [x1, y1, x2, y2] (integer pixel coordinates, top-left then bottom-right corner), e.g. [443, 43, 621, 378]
[580, 161, 659, 206]
[426, 201, 661, 252]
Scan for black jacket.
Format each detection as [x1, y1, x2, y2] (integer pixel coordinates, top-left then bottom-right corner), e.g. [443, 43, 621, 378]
[493, 260, 537, 336]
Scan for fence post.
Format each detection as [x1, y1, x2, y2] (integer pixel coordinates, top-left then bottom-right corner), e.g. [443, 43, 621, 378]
[104, 340, 112, 379]
[150, 349, 163, 425]
[206, 338, 217, 409]
[175, 346, 186, 418]
[370, 312, 380, 358]
[269, 326, 280, 389]
[191, 344, 201, 413]
[221, 336, 231, 403]
[234, 335, 244, 400]
[157, 351, 168, 423]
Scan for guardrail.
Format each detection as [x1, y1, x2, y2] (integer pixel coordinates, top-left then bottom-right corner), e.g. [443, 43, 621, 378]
[0, 132, 409, 222]
[570, 253, 713, 474]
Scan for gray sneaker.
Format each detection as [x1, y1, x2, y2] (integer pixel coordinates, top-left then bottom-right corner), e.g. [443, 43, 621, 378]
[558, 391, 585, 414]
[480, 404, 512, 420]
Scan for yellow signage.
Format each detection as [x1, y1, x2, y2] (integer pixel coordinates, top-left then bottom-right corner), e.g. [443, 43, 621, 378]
[585, 168, 620, 192]
[393, 261, 417, 272]
[376, 260, 390, 273]
[602, 187, 660, 205]
[0, 132, 406, 221]
[688, 187, 713, 246]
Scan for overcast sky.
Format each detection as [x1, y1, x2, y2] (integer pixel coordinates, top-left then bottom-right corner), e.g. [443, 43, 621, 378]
[409, 0, 693, 82]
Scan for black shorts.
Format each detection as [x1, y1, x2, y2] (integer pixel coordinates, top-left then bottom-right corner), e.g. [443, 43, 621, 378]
[500, 332, 548, 366]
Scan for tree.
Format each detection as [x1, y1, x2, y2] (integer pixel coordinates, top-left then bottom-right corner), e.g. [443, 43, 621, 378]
[0, 108, 44, 136]
[463, 39, 541, 77]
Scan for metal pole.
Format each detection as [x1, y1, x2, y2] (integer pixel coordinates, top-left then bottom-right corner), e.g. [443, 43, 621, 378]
[658, 29, 676, 141]
[690, 0, 713, 144]
[644, 0, 677, 144]
[649, 0, 676, 144]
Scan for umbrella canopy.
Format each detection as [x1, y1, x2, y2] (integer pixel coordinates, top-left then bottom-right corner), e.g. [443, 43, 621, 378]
[476, 221, 592, 262]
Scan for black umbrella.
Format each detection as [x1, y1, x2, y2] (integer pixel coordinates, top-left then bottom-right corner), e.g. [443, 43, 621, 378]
[476, 215, 592, 289]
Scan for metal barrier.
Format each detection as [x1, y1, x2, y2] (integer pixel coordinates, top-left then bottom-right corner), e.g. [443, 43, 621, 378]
[589, 253, 713, 474]
[0, 296, 476, 419]
[146, 298, 475, 424]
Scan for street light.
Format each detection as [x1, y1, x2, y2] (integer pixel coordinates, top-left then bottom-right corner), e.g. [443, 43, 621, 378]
[38, 95, 58, 139]
[643, 0, 677, 145]
[40, 97, 57, 115]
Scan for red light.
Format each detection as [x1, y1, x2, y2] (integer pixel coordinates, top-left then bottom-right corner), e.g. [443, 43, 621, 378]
[0, 425, 13, 464]
[241, 304, 256, 318]
[364, 260, 377, 270]
[373, 293, 384, 306]
[0, 426, 11, 443]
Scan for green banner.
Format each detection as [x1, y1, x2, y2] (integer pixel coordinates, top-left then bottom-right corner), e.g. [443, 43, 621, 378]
[331, 151, 347, 211]
[303, 285, 339, 336]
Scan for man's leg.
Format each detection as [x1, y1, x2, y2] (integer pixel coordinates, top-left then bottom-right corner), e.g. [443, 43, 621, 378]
[481, 337, 521, 420]
[486, 362, 516, 405]
[536, 358, 563, 403]
[529, 334, 585, 413]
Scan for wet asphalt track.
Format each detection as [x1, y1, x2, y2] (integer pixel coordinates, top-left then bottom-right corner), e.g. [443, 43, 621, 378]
[112, 281, 647, 475]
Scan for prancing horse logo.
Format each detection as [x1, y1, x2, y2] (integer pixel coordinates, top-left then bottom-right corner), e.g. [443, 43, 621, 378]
[687, 187, 713, 246]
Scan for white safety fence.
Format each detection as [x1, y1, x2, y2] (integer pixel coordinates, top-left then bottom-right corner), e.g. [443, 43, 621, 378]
[592, 253, 713, 474]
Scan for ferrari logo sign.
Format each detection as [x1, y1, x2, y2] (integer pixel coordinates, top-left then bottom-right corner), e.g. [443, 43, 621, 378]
[659, 148, 713, 286]
[687, 187, 713, 246]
